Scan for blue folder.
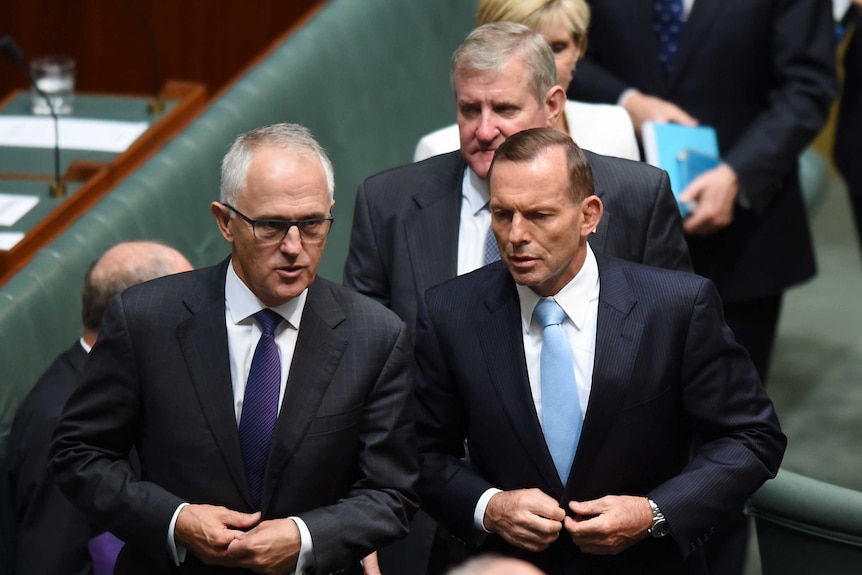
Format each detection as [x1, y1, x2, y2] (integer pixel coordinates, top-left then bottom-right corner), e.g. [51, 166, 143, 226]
[642, 122, 720, 218]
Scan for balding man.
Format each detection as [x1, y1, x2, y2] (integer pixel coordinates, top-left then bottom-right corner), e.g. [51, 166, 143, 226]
[5, 241, 192, 575]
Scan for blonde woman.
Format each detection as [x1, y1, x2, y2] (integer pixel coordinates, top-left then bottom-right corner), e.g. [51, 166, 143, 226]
[413, 0, 638, 162]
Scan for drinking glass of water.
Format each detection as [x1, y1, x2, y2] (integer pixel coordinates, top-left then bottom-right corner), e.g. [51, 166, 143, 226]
[30, 56, 76, 115]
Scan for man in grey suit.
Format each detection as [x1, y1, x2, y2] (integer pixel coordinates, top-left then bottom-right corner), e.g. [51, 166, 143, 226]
[51, 124, 418, 574]
[344, 22, 691, 337]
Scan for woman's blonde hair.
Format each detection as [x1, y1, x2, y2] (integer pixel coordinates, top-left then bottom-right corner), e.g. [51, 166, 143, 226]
[476, 0, 590, 54]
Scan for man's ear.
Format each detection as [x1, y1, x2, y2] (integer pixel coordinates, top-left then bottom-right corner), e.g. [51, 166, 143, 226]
[580, 195, 604, 236]
[544, 85, 567, 128]
[211, 202, 234, 243]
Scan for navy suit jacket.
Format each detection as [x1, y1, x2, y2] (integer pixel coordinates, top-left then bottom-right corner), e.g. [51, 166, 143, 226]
[5, 342, 98, 575]
[413, 255, 786, 575]
[569, 0, 838, 302]
[344, 151, 691, 334]
[50, 260, 418, 575]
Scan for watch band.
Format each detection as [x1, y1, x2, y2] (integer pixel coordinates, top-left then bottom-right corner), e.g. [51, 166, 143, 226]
[647, 498, 670, 538]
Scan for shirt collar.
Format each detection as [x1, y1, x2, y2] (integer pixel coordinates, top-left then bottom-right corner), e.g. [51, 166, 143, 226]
[462, 166, 490, 216]
[225, 259, 307, 329]
[516, 244, 600, 334]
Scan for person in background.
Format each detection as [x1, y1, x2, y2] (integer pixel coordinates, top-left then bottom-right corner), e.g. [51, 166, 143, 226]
[5, 240, 192, 575]
[50, 124, 418, 574]
[413, 0, 638, 162]
[568, 0, 837, 383]
[414, 128, 785, 575]
[835, 0, 862, 257]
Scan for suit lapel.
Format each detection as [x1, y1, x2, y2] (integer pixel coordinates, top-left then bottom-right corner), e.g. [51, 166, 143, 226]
[263, 279, 347, 510]
[405, 153, 464, 296]
[670, 0, 725, 89]
[478, 269, 562, 492]
[564, 256, 643, 496]
[176, 261, 252, 507]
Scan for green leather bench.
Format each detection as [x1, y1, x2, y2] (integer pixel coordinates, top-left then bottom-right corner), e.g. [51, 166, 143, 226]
[0, 0, 476, 566]
[747, 468, 862, 574]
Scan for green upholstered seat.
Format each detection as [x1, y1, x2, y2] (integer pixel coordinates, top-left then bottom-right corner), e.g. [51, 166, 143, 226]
[747, 468, 862, 575]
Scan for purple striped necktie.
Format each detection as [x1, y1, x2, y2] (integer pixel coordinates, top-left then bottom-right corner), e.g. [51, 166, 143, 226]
[238, 308, 283, 509]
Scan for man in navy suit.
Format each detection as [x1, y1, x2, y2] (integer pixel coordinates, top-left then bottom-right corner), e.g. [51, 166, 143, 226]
[414, 129, 785, 575]
[51, 124, 418, 574]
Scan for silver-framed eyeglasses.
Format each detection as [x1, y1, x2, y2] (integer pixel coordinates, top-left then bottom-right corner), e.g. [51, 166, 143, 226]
[221, 203, 334, 244]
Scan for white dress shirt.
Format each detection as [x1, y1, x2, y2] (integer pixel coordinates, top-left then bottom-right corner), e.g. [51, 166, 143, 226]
[474, 245, 601, 531]
[167, 260, 314, 573]
[457, 167, 493, 276]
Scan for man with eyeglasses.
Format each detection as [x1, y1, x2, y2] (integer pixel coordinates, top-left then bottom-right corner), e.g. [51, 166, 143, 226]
[51, 123, 419, 575]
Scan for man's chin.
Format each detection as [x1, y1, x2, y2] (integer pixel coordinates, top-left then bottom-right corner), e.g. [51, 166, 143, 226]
[465, 153, 495, 179]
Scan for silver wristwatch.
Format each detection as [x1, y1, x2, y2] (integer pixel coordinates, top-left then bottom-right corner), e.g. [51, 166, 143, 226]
[647, 498, 671, 538]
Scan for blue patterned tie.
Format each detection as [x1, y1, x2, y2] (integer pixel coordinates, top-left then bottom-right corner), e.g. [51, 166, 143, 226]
[483, 221, 501, 265]
[534, 299, 582, 483]
[654, 0, 684, 75]
[239, 309, 283, 509]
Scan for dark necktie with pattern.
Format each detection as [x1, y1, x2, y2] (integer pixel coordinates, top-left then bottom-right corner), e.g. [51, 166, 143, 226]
[654, 0, 684, 76]
[238, 308, 283, 509]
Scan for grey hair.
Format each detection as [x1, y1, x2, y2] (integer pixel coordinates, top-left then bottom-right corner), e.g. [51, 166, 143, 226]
[220, 123, 335, 205]
[451, 21, 558, 103]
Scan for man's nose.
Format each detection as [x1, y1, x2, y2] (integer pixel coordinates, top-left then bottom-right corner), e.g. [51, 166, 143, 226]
[279, 226, 303, 255]
[476, 111, 500, 142]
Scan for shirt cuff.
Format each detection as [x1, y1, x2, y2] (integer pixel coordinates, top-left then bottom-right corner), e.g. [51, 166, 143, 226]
[473, 487, 503, 533]
[291, 516, 314, 575]
[617, 88, 640, 108]
[168, 502, 189, 566]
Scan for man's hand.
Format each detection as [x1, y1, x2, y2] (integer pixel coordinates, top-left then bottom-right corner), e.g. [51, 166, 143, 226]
[362, 551, 382, 575]
[564, 496, 653, 555]
[484, 488, 565, 552]
[225, 518, 302, 575]
[679, 163, 740, 235]
[623, 91, 698, 134]
[174, 504, 261, 565]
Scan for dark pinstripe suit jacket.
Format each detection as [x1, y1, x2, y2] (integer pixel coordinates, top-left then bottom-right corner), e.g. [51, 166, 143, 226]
[344, 151, 691, 335]
[413, 255, 786, 575]
[50, 260, 418, 575]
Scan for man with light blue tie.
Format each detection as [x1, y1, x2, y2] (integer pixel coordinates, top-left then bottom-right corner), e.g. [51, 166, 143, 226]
[413, 128, 786, 575]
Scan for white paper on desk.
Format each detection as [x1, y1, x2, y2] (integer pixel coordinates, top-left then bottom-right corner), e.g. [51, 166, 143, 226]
[0, 116, 149, 153]
[0, 231, 25, 250]
[0, 193, 40, 226]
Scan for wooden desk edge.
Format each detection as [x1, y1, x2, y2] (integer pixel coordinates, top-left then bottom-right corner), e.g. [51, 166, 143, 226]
[0, 80, 209, 287]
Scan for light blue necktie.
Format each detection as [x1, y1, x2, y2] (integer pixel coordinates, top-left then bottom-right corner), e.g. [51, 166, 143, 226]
[238, 309, 283, 509]
[534, 298, 583, 483]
